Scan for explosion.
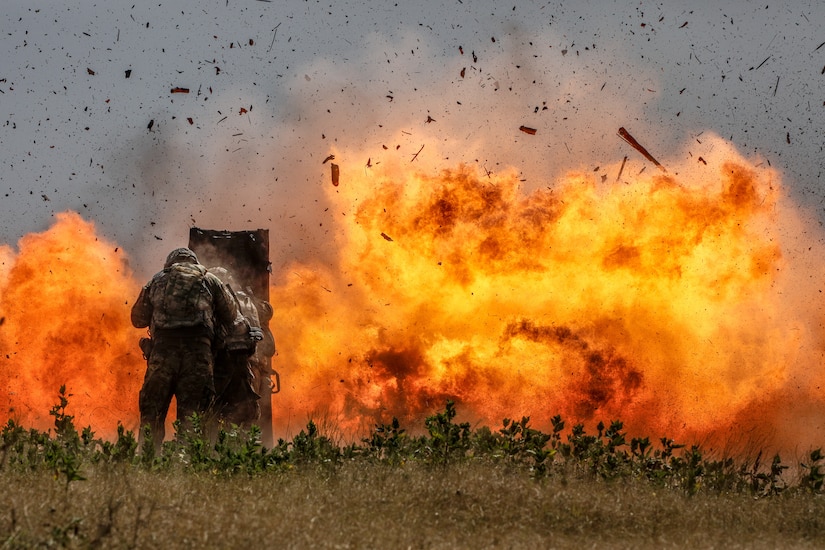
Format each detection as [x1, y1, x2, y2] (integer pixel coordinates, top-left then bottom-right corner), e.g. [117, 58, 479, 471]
[1, 136, 824, 454]
[272, 135, 825, 454]
[0, 212, 143, 431]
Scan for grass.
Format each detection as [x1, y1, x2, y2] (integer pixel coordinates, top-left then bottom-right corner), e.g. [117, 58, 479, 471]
[1, 388, 825, 548]
[3, 463, 825, 548]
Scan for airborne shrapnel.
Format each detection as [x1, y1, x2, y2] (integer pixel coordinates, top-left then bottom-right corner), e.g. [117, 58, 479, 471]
[617, 127, 666, 172]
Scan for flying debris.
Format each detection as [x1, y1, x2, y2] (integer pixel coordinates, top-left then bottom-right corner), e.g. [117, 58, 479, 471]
[519, 126, 537, 135]
[411, 144, 424, 162]
[322, 154, 335, 164]
[617, 127, 666, 172]
[380, 232, 393, 242]
[616, 155, 627, 182]
[331, 163, 340, 186]
[170, 87, 189, 94]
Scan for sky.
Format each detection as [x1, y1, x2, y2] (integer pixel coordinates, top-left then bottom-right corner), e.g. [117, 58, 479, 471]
[1, 0, 824, 278]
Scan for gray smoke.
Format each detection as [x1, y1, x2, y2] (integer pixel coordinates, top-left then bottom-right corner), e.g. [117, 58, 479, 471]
[2, 1, 824, 279]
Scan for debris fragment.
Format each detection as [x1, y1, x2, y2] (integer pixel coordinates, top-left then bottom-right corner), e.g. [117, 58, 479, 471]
[698, 156, 707, 165]
[125, 69, 132, 78]
[268, 22, 281, 53]
[411, 144, 424, 162]
[380, 232, 393, 242]
[331, 163, 339, 186]
[616, 155, 627, 182]
[171, 87, 189, 94]
[87, 68, 95, 75]
[617, 127, 666, 172]
[147, 119, 154, 130]
[519, 125, 537, 135]
[679, 21, 688, 28]
[752, 56, 770, 71]
[460, 67, 466, 78]
[322, 154, 335, 164]
[426, 115, 436, 123]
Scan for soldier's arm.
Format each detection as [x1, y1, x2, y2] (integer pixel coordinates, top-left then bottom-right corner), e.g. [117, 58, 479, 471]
[130, 285, 153, 328]
[255, 299, 273, 323]
[206, 274, 243, 329]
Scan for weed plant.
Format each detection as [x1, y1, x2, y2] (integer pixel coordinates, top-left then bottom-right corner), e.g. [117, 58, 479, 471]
[2, 388, 825, 547]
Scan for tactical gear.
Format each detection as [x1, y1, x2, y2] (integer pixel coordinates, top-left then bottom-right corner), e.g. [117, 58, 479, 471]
[164, 247, 198, 268]
[208, 266, 236, 288]
[138, 263, 216, 336]
[132, 249, 243, 451]
[138, 336, 153, 360]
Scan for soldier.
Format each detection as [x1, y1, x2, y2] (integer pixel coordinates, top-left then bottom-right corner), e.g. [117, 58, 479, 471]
[209, 267, 269, 428]
[131, 247, 246, 450]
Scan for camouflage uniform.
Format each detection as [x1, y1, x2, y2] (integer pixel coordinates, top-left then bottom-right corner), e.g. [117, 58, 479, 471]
[131, 248, 243, 449]
[209, 267, 272, 427]
[249, 293, 276, 399]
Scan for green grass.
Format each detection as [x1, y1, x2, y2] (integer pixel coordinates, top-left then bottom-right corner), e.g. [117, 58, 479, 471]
[1, 388, 825, 548]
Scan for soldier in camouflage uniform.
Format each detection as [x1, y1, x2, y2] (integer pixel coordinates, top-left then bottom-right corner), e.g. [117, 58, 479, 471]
[131, 248, 245, 450]
[209, 267, 270, 428]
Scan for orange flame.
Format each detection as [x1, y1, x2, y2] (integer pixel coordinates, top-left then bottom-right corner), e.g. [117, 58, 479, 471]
[272, 137, 825, 454]
[0, 212, 144, 433]
[2, 137, 824, 455]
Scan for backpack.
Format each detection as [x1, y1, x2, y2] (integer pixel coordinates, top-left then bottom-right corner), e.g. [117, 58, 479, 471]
[149, 262, 214, 331]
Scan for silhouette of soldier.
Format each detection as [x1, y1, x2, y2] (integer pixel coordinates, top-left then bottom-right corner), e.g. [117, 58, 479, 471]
[131, 247, 245, 450]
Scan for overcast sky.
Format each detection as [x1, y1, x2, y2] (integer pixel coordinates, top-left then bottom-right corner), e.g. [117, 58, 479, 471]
[2, 0, 824, 277]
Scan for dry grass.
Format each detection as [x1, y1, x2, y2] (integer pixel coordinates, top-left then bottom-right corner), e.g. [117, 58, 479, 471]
[2, 461, 825, 549]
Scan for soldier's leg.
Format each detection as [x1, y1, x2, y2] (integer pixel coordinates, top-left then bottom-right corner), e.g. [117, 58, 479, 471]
[174, 339, 216, 435]
[138, 343, 177, 450]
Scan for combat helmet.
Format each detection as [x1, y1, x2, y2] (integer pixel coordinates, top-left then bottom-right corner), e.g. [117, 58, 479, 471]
[164, 247, 199, 268]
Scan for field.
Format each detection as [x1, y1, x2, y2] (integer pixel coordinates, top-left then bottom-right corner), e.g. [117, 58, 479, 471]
[2, 392, 825, 548]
